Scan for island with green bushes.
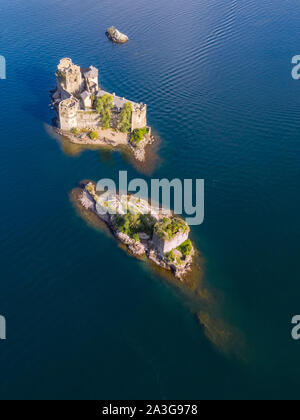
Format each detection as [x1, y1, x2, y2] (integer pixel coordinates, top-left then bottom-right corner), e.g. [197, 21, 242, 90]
[75, 181, 195, 280]
[51, 58, 154, 161]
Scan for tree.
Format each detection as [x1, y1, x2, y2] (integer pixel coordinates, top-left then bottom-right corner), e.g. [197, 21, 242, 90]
[119, 102, 132, 133]
[95, 95, 114, 129]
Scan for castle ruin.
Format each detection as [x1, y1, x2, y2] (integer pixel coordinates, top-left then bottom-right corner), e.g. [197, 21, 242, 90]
[52, 58, 147, 132]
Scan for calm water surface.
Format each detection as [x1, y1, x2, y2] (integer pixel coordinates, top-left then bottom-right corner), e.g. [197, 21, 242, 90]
[0, 0, 300, 399]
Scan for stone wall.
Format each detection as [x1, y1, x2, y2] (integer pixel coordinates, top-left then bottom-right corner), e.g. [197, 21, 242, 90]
[75, 110, 121, 130]
[76, 111, 102, 130]
[59, 105, 149, 132]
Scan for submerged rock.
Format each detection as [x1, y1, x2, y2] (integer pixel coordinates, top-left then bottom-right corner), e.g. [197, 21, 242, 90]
[106, 27, 129, 44]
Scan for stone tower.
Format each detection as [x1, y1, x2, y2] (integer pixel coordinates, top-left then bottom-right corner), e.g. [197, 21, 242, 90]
[58, 97, 80, 131]
[131, 104, 147, 130]
[57, 58, 83, 96]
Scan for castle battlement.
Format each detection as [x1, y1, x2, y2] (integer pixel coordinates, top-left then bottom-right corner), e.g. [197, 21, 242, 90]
[53, 58, 147, 133]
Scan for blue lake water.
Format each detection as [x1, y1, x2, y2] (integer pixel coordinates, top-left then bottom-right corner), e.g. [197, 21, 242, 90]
[0, 0, 300, 399]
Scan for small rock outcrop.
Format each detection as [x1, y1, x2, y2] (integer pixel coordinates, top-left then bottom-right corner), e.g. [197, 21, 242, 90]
[106, 27, 129, 44]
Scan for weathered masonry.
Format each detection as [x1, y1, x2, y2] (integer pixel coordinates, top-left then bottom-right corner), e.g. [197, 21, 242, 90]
[52, 58, 147, 132]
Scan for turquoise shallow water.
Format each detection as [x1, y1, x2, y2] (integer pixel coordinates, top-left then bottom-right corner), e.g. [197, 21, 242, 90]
[1, 0, 300, 399]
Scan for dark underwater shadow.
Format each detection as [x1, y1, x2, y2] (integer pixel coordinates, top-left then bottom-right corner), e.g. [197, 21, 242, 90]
[70, 182, 248, 363]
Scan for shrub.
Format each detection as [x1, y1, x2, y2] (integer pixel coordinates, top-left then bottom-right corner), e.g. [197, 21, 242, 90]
[119, 102, 132, 133]
[130, 127, 148, 145]
[166, 250, 176, 263]
[89, 131, 98, 140]
[71, 127, 79, 135]
[177, 240, 192, 259]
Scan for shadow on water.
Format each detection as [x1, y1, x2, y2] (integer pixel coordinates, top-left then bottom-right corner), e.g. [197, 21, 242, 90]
[145, 249, 248, 363]
[70, 185, 248, 364]
[45, 123, 162, 175]
[48, 116, 247, 363]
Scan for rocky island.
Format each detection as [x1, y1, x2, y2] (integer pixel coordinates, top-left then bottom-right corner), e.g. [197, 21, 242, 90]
[76, 181, 195, 280]
[106, 27, 129, 44]
[51, 58, 153, 161]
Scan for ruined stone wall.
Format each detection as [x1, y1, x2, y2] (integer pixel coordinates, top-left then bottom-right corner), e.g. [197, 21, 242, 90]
[131, 105, 147, 130]
[152, 231, 190, 255]
[65, 65, 83, 96]
[75, 112, 102, 130]
[58, 102, 146, 132]
[60, 114, 78, 131]
[75, 110, 121, 130]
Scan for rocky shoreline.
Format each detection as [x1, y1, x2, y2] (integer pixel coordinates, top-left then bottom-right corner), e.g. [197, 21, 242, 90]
[54, 127, 155, 162]
[76, 181, 195, 280]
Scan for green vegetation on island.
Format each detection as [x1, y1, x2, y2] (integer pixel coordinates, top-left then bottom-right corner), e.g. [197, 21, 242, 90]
[154, 217, 190, 241]
[95, 94, 114, 129]
[177, 239, 193, 259]
[113, 213, 156, 241]
[88, 131, 99, 140]
[166, 240, 193, 265]
[130, 127, 148, 145]
[71, 127, 79, 135]
[119, 102, 132, 133]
